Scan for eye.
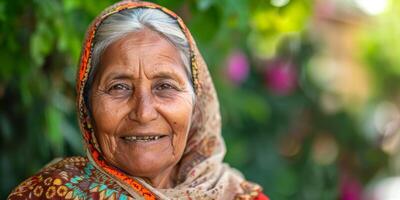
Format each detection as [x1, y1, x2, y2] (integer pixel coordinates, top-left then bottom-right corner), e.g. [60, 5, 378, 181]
[109, 83, 130, 91]
[155, 82, 177, 91]
[107, 83, 132, 97]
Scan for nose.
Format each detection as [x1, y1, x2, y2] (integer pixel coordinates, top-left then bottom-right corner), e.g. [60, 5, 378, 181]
[128, 91, 158, 123]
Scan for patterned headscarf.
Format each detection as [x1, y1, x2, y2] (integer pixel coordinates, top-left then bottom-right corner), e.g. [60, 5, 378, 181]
[76, 1, 262, 199]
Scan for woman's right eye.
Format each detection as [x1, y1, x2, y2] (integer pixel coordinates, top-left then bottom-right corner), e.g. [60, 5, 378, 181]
[107, 83, 131, 96]
[109, 84, 129, 91]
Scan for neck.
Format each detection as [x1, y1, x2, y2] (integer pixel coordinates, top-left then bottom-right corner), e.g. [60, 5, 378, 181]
[142, 165, 177, 189]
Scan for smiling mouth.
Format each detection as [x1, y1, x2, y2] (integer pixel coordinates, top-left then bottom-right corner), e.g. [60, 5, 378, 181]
[122, 135, 167, 142]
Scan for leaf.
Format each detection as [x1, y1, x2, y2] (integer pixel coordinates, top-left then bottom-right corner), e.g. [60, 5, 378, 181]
[0, 1, 6, 22]
[0, 114, 12, 141]
[45, 106, 64, 155]
[197, 0, 215, 10]
[30, 22, 55, 67]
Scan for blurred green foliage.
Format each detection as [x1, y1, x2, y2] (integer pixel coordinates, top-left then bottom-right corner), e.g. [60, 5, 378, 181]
[1, 0, 399, 199]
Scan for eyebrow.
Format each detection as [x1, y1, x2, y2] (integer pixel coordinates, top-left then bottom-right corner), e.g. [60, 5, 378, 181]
[151, 70, 186, 84]
[100, 72, 132, 85]
[100, 69, 186, 85]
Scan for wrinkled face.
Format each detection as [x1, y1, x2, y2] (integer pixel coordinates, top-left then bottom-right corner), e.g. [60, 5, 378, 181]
[89, 28, 194, 187]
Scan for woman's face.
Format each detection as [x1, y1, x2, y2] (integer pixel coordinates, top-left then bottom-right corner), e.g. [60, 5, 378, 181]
[89, 28, 194, 188]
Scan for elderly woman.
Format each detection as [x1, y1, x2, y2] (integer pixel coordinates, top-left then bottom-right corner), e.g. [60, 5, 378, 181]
[8, 1, 268, 200]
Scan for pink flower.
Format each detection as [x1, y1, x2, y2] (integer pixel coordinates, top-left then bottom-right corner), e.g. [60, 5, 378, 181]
[226, 51, 249, 85]
[264, 59, 297, 95]
[340, 174, 362, 200]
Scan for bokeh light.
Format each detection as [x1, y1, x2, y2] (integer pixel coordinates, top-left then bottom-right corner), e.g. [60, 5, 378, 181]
[355, 0, 388, 15]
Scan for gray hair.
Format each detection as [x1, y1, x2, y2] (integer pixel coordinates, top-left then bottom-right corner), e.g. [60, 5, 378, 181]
[84, 8, 194, 110]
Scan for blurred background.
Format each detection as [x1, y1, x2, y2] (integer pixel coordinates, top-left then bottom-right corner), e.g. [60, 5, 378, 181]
[1, 0, 400, 199]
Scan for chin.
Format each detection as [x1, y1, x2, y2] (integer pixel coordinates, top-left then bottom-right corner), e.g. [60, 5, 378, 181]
[117, 151, 177, 178]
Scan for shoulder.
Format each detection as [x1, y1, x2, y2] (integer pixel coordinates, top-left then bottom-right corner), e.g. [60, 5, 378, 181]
[8, 156, 133, 200]
[7, 156, 89, 200]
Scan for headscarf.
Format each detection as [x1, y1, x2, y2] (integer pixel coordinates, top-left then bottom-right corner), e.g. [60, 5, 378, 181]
[11, 1, 263, 200]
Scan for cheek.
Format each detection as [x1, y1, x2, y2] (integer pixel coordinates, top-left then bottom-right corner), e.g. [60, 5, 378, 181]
[90, 96, 128, 155]
[158, 93, 194, 150]
[91, 96, 127, 133]
[91, 96, 130, 164]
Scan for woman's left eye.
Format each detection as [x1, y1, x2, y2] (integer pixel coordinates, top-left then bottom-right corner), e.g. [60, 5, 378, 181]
[155, 83, 176, 91]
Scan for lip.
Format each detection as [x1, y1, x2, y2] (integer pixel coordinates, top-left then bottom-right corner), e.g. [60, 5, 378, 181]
[119, 132, 169, 143]
[119, 133, 168, 138]
[120, 134, 169, 145]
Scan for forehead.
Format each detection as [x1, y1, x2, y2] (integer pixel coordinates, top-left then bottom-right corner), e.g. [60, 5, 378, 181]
[98, 28, 186, 77]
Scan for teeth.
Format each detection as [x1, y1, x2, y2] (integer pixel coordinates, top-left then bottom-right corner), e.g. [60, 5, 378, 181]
[124, 135, 162, 142]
